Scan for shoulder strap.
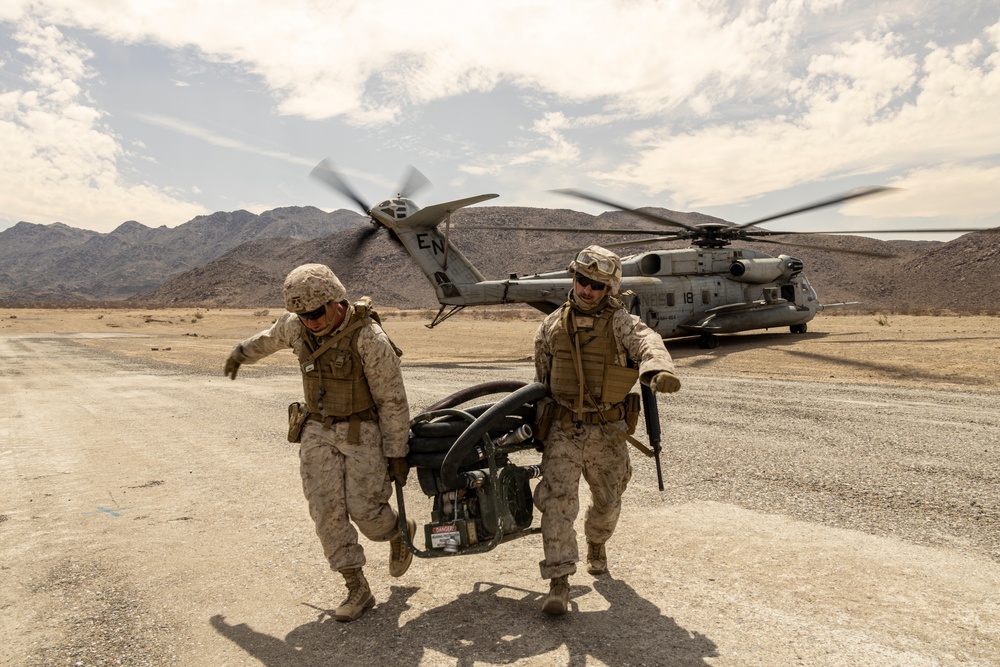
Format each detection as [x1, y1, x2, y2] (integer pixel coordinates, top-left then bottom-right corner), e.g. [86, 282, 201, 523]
[306, 316, 366, 363]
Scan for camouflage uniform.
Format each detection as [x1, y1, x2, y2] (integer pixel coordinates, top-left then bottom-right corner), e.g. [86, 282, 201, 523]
[534, 247, 676, 582]
[234, 308, 409, 570]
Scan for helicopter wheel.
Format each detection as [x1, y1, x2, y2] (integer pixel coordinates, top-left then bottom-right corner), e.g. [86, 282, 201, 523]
[790, 324, 808, 334]
[698, 334, 719, 350]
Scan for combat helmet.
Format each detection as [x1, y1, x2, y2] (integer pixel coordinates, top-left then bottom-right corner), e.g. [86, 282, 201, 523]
[283, 264, 347, 313]
[568, 245, 623, 295]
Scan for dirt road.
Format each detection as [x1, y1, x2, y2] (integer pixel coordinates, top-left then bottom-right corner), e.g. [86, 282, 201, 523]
[1, 310, 998, 666]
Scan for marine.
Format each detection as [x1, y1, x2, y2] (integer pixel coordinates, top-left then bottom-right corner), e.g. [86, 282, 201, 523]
[533, 245, 681, 615]
[224, 263, 414, 622]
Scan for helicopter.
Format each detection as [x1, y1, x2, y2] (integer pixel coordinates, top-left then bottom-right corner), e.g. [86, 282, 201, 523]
[310, 160, 997, 349]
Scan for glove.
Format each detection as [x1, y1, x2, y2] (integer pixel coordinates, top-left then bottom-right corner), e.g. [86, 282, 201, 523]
[650, 371, 681, 393]
[224, 345, 245, 380]
[224, 355, 241, 380]
[388, 457, 410, 486]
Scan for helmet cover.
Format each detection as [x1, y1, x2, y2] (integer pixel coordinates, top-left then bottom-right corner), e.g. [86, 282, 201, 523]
[283, 263, 347, 313]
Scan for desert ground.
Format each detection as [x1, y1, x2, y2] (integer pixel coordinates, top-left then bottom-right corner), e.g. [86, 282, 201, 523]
[1, 308, 998, 666]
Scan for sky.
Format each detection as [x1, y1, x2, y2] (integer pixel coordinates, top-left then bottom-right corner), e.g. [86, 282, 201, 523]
[1, 1, 999, 241]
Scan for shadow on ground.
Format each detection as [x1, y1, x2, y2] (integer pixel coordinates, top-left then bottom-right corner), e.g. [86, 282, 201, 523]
[211, 577, 717, 666]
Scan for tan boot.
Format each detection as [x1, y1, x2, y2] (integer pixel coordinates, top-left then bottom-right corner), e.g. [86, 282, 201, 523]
[335, 567, 374, 622]
[541, 574, 570, 616]
[586, 540, 608, 575]
[388, 518, 416, 577]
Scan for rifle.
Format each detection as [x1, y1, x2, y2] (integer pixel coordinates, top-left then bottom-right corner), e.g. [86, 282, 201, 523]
[641, 382, 664, 491]
[630, 295, 665, 491]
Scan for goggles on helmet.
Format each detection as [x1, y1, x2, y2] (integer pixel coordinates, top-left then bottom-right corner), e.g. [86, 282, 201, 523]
[574, 249, 619, 277]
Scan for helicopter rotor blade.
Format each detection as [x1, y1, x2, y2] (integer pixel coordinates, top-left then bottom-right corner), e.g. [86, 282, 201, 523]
[750, 225, 1000, 236]
[599, 235, 686, 250]
[347, 223, 381, 253]
[398, 165, 431, 199]
[735, 186, 897, 229]
[744, 235, 897, 258]
[551, 188, 699, 231]
[458, 224, 681, 238]
[310, 159, 372, 216]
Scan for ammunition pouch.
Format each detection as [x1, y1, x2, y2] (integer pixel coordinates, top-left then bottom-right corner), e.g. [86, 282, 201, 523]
[287, 402, 308, 443]
[534, 397, 556, 442]
[623, 392, 641, 435]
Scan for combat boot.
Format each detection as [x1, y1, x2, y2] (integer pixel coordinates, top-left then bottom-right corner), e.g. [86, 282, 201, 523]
[388, 518, 417, 577]
[586, 540, 608, 575]
[541, 574, 570, 616]
[335, 567, 375, 622]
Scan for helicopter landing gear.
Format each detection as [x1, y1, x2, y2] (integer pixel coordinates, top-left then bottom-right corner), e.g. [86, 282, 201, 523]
[790, 324, 808, 334]
[698, 334, 719, 349]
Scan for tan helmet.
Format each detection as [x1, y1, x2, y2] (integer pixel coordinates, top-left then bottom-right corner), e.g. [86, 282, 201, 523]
[568, 245, 623, 295]
[282, 263, 347, 313]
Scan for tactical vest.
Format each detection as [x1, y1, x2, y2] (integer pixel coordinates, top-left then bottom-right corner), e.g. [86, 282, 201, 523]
[549, 303, 639, 411]
[296, 303, 376, 420]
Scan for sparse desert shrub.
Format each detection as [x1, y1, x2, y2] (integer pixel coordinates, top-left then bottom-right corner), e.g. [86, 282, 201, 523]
[253, 309, 270, 317]
[875, 314, 889, 326]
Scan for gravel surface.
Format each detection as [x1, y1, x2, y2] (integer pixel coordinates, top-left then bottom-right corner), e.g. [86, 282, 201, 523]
[2, 314, 999, 666]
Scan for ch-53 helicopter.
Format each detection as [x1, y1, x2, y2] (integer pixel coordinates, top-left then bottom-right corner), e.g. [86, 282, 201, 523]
[310, 159, 994, 349]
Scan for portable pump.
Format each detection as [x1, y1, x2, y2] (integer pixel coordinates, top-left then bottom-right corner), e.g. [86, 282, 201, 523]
[395, 382, 548, 558]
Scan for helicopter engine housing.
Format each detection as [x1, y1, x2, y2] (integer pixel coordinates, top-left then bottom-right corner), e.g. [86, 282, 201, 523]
[729, 255, 804, 284]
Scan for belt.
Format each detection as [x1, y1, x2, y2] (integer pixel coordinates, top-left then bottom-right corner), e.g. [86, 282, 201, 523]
[553, 402, 625, 425]
[551, 401, 653, 456]
[307, 408, 377, 443]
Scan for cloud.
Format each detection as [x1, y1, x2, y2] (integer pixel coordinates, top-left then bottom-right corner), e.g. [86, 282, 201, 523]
[2, 1, 997, 236]
[602, 21, 1000, 218]
[847, 163, 1000, 220]
[0, 18, 208, 231]
[133, 112, 316, 167]
[9, 1, 807, 124]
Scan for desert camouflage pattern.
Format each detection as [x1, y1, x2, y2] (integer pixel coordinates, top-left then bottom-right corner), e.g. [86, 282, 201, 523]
[282, 263, 348, 313]
[534, 304, 676, 412]
[533, 298, 675, 579]
[233, 307, 409, 456]
[231, 305, 409, 571]
[533, 421, 632, 579]
[299, 419, 400, 570]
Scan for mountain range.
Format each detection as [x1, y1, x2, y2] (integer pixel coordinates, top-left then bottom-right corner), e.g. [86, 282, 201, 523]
[2, 205, 997, 314]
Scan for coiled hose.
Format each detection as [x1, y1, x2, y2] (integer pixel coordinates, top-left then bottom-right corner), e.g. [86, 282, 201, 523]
[408, 381, 548, 492]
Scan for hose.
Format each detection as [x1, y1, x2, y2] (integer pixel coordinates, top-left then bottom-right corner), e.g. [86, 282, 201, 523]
[424, 380, 528, 412]
[439, 382, 548, 491]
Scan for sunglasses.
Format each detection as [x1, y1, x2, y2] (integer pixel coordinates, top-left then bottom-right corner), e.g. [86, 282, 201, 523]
[297, 303, 328, 321]
[575, 274, 607, 291]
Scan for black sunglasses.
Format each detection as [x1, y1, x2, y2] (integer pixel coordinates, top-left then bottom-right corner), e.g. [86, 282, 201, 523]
[575, 274, 607, 291]
[297, 303, 328, 321]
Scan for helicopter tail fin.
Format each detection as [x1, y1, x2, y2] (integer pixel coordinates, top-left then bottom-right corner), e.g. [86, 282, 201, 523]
[387, 194, 498, 305]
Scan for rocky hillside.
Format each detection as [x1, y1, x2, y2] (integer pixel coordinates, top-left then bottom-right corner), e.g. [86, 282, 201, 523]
[0, 207, 359, 301]
[2, 205, 998, 314]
